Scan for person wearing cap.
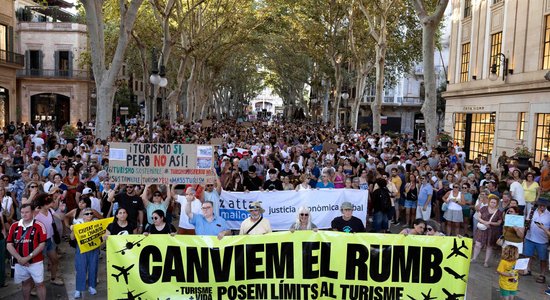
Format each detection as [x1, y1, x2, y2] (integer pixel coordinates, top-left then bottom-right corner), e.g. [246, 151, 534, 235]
[239, 201, 272, 235]
[523, 198, 550, 282]
[82, 187, 101, 213]
[331, 202, 365, 233]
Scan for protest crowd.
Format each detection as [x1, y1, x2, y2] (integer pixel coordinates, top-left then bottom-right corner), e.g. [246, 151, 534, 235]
[0, 117, 549, 299]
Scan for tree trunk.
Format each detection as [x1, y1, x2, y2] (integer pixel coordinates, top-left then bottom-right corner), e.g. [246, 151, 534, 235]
[421, 21, 438, 147]
[322, 78, 331, 124]
[371, 42, 386, 134]
[95, 86, 116, 138]
[185, 58, 197, 121]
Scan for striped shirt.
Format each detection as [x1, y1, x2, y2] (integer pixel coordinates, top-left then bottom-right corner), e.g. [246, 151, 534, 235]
[7, 219, 47, 263]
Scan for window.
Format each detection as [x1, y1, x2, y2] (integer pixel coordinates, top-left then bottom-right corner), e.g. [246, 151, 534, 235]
[469, 113, 496, 161]
[464, 0, 472, 18]
[453, 113, 467, 149]
[490, 32, 503, 74]
[535, 113, 550, 165]
[0, 24, 6, 61]
[543, 15, 550, 69]
[460, 43, 471, 82]
[517, 112, 526, 140]
[492, 0, 503, 4]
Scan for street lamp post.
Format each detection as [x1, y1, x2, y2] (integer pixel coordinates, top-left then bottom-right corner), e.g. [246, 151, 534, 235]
[148, 48, 167, 141]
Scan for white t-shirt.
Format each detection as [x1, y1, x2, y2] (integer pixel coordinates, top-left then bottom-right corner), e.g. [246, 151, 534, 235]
[176, 196, 201, 229]
[509, 181, 526, 206]
[90, 196, 101, 213]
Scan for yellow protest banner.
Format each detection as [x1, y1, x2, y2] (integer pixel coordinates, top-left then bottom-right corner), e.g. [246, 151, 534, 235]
[107, 231, 472, 300]
[73, 217, 113, 253]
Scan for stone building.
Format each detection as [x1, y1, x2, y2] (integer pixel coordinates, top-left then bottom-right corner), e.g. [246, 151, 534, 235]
[15, 0, 93, 129]
[444, 0, 550, 165]
[0, 0, 24, 128]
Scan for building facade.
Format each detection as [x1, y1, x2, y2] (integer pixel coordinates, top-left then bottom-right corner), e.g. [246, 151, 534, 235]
[15, 1, 92, 129]
[0, 0, 24, 128]
[444, 0, 550, 165]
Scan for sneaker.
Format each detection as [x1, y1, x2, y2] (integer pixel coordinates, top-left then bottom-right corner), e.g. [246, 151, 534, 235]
[545, 289, 550, 296]
[51, 277, 64, 286]
[30, 288, 37, 296]
[89, 287, 97, 295]
[74, 291, 82, 299]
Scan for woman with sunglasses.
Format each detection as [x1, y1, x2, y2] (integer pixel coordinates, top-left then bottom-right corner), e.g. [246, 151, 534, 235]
[143, 210, 176, 235]
[425, 219, 445, 236]
[443, 183, 465, 236]
[21, 181, 42, 205]
[141, 184, 171, 230]
[289, 207, 318, 232]
[71, 208, 100, 298]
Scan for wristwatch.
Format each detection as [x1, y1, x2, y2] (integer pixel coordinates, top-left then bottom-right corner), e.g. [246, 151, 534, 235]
[29, 252, 34, 258]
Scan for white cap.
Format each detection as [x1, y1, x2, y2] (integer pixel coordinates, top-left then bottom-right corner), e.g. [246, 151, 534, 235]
[82, 187, 93, 195]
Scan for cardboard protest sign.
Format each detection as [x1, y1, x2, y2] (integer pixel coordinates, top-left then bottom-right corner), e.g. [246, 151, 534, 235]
[210, 138, 224, 145]
[202, 120, 213, 127]
[108, 143, 216, 185]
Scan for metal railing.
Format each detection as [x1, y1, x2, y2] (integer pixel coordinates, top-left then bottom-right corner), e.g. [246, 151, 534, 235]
[17, 69, 91, 80]
[402, 97, 424, 105]
[0, 49, 25, 67]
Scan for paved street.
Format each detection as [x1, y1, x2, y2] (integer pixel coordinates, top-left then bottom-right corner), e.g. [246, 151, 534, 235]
[1, 236, 549, 300]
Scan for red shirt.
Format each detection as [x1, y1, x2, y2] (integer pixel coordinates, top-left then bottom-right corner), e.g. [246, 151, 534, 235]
[7, 219, 47, 263]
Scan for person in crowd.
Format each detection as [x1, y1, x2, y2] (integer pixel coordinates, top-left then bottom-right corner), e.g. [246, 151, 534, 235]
[1, 185, 15, 225]
[416, 175, 433, 221]
[263, 169, 283, 191]
[0, 204, 7, 287]
[81, 187, 100, 213]
[390, 168, 403, 225]
[21, 181, 42, 205]
[289, 206, 318, 231]
[295, 174, 312, 191]
[443, 184, 465, 236]
[186, 199, 230, 239]
[63, 165, 79, 212]
[141, 184, 171, 230]
[143, 210, 176, 235]
[371, 178, 392, 233]
[404, 174, 418, 227]
[243, 165, 263, 191]
[425, 219, 445, 236]
[461, 182, 474, 235]
[399, 218, 426, 235]
[240, 201, 272, 235]
[103, 207, 136, 239]
[331, 201, 365, 233]
[32, 193, 63, 286]
[472, 194, 503, 267]
[70, 207, 99, 298]
[6, 203, 47, 300]
[523, 198, 550, 282]
[316, 172, 335, 189]
[508, 176, 526, 213]
[174, 186, 201, 235]
[281, 176, 294, 190]
[501, 206, 525, 254]
[497, 245, 520, 300]
[107, 184, 144, 233]
[522, 172, 540, 214]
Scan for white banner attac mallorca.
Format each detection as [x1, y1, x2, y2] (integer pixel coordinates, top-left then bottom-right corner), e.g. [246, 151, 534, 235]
[219, 189, 368, 230]
[108, 142, 216, 185]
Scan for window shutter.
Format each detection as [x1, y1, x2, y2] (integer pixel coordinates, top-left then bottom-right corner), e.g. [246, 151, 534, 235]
[39, 50, 43, 76]
[68, 51, 73, 77]
[25, 50, 30, 70]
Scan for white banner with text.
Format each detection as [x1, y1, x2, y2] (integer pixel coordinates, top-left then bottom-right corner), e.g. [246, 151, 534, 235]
[219, 189, 368, 230]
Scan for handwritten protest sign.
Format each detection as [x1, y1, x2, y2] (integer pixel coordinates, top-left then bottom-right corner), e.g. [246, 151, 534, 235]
[73, 217, 113, 253]
[108, 143, 216, 185]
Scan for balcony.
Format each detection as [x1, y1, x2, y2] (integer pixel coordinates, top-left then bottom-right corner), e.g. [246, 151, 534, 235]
[0, 50, 25, 68]
[17, 69, 92, 80]
[360, 96, 424, 106]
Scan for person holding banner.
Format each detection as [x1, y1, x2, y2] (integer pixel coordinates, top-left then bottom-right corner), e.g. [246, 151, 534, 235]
[331, 202, 365, 233]
[175, 187, 201, 235]
[186, 200, 230, 239]
[71, 208, 99, 298]
[143, 210, 177, 236]
[108, 184, 145, 234]
[103, 207, 137, 239]
[141, 184, 170, 230]
[239, 201, 272, 235]
[289, 207, 318, 231]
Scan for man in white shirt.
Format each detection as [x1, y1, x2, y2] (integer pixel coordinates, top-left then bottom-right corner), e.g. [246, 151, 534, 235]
[175, 187, 201, 234]
[507, 176, 526, 211]
[239, 201, 271, 235]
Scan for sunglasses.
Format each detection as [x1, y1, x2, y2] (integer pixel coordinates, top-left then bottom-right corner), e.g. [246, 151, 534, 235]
[153, 194, 162, 197]
[426, 227, 434, 232]
[153, 216, 160, 220]
[300, 213, 309, 216]
[84, 212, 93, 216]
[30, 185, 37, 188]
